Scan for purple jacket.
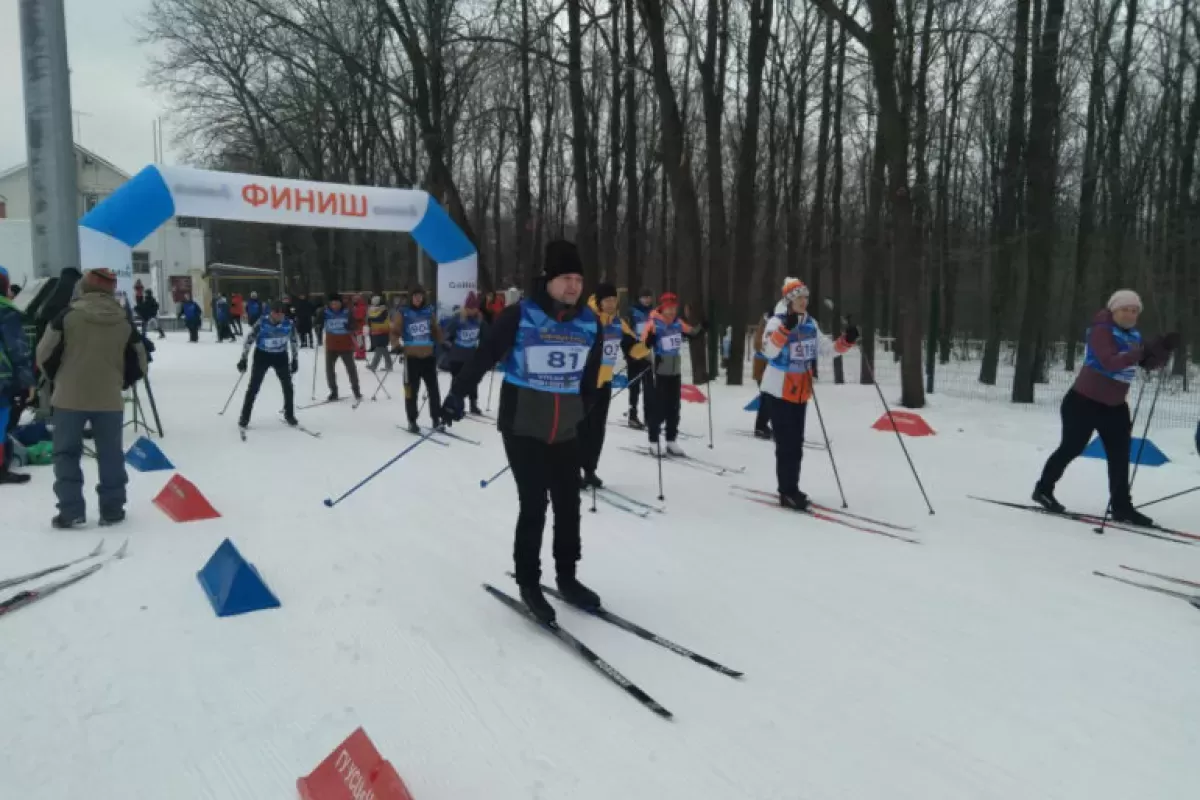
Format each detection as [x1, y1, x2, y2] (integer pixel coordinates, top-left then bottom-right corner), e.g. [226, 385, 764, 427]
[1073, 309, 1171, 406]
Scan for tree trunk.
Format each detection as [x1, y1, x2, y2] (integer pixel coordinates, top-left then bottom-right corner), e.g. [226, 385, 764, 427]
[567, 0, 598, 285]
[1103, 0, 1138, 293]
[624, 0, 641, 295]
[514, 0, 534, 278]
[830, 16, 847, 384]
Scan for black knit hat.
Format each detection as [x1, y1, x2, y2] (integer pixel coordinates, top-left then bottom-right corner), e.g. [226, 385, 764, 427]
[595, 282, 618, 303]
[542, 240, 583, 280]
[270, 300, 285, 312]
[410, 284, 426, 295]
[638, 287, 654, 299]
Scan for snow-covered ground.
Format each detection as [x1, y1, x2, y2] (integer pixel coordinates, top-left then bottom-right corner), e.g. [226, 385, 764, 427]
[3, 335, 1199, 800]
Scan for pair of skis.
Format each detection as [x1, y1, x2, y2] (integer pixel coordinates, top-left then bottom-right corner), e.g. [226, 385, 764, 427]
[485, 577, 743, 720]
[731, 486, 920, 544]
[970, 496, 1196, 545]
[586, 485, 664, 518]
[1, 539, 129, 619]
[238, 417, 322, 441]
[620, 445, 745, 477]
[399, 424, 481, 446]
[1093, 565, 1200, 610]
[297, 396, 362, 411]
[727, 429, 828, 451]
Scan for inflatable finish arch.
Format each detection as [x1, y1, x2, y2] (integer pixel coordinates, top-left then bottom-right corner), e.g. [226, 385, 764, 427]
[78, 165, 477, 314]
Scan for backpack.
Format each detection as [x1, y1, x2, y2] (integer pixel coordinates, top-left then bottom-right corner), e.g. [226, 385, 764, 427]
[41, 308, 147, 388]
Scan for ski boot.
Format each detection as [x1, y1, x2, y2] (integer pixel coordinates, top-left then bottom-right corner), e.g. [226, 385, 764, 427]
[407, 420, 421, 434]
[780, 489, 811, 511]
[469, 403, 483, 415]
[556, 573, 601, 611]
[627, 411, 645, 430]
[1112, 504, 1154, 528]
[326, 390, 339, 402]
[51, 513, 86, 530]
[754, 427, 773, 441]
[1032, 482, 1065, 514]
[520, 584, 557, 625]
[581, 471, 604, 490]
[283, 414, 299, 427]
[666, 441, 686, 457]
[99, 509, 126, 527]
[0, 467, 31, 485]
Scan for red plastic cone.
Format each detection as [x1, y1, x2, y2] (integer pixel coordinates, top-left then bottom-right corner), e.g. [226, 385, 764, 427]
[297, 727, 414, 800]
[681, 384, 706, 403]
[153, 474, 221, 522]
[872, 410, 935, 437]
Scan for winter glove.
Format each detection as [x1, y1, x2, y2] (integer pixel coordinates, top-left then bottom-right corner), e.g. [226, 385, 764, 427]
[1162, 331, 1182, 351]
[843, 325, 861, 345]
[784, 311, 799, 331]
[290, 359, 299, 375]
[237, 358, 247, 373]
[441, 394, 465, 426]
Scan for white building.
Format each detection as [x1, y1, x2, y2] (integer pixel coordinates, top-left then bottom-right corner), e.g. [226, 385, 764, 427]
[0, 144, 206, 307]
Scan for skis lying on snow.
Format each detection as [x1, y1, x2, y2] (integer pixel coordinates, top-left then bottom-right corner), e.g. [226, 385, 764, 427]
[1, 540, 129, 619]
[483, 583, 673, 720]
[296, 398, 341, 411]
[734, 486, 914, 532]
[277, 412, 322, 438]
[1119, 564, 1200, 590]
[730, 486, 921, 545]
[0, 540, 105, 592]
[595, 486, 664, 514]
[507, 574, 742, 679]
[620, 445, 745, 476]
[397, 424, 480, 446]
[969, 496, 1195, 546]
[586, 487, 649, 518]
[397, 425, 451, 447]
[1092, 570, 1200, 609]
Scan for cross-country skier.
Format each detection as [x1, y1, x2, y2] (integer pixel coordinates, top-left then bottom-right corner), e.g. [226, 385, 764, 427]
[440, 292, 487, 414]
[625, 288, 655, 429]
[395, 285, 443, 432]
[323, 295, 362, 402]
[237, 301, 300, 430]
[1034, 290, 1178, 526]
[751, 310, 773, 439]
[366, 295, 393, 373]
[440, 240, 603, 624]
[761, 278, 858, 510]
[580, 283, 648, 488]
[640, 292, 703, 456]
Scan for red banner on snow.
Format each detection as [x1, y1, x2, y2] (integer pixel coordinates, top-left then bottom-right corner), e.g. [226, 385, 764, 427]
[297, 727, 414, 800]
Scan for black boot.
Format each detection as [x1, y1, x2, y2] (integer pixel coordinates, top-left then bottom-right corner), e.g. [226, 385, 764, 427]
[51, 513, 86, 530]
[283, 414, 298, 427]
[519, 584, 557, 625]
[780, 489, 811, 511]
[627, 412, 645, 430]
[0, 468, 31, 485]
[99, 509, 126, 527]
[556, 573, 601, 611]
[1112, 504, 1154, 528]
[581, 471, 603, 490]
[754, 428, 773, 440]
[1032, 482, 1065, 514]
[327, 390, 338, 402]
[407, 420, 421, 434]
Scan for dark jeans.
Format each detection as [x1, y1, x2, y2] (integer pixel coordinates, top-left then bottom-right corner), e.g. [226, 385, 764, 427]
[325, 349, 360, 395]
[448, 361, 477, 406]
[298, 326, 313, 348]
[231, 318, 243, 336]
[578, 384, 612, 475]
[627, 358, 650, 418]
[1040, 389, 1133, 507]
[53, 409, 126, 519]
[755, 391, 773, 433]
[187, 323, 200, 342]
[504, 434, 582, 586]
[240, 351, 293, 423]
[646, 373, 681, 443]
[770, 398, 809, 495]
[405, 355, 442, 425]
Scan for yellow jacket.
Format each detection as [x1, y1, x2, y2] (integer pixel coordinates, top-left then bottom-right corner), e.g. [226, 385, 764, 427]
[588, 295, 650, 387]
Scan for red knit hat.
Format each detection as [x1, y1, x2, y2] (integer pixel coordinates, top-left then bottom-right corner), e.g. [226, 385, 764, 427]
[658, 292, 679, 309]
[464, 291, 480, 310]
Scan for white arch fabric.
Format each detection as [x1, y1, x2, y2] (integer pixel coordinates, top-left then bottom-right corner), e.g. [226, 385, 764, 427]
[77, 165, 478, 313]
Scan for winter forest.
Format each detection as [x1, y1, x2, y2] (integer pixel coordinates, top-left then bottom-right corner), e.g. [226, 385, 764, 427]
[142, 0, 1200, 410]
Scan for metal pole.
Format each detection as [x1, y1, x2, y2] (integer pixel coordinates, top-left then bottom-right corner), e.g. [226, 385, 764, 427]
[18, 0, 81, 279]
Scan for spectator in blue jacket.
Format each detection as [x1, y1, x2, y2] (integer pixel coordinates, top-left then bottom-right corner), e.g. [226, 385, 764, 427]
[178, 294, 202, 342]
[246, 291, 263, 326]
[0, 265, 34, 484]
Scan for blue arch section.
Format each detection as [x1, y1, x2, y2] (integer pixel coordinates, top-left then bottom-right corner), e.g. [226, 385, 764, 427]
[80, 166, 175, 247]
[411, 198, 475, 263]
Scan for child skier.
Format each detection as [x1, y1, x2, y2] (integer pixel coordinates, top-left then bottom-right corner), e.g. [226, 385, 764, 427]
[761, 278, 859, 510]
[640, 292, 703, 456]
[580, 283, 648, 487]
[395, 285, 443, 432]
[752, 310, 773, 439]
[323, 295, 362, 402]
[366, 295, 393, 372]
[237, 301, 300, 429]
[440, 292, 487, 414]
[625, 288, 655, 429]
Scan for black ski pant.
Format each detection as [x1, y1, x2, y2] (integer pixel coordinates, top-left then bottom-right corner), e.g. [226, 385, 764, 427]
[186, 322, 199, 342]
[447, 361, 477, 407]
[755, 391, 773, 434]
[646, 372, 681, 443]
[297, 325, 313, 348]
[770, 398, 809, 495]
[405, 355, 442, 425]
[1040, 389, 1133, 508]
[325, 349, 361, 396]
[578, 384, 612, 476]
[231, 317, 243, 336]
[627, 358, 650, 419]
[240, 351, 293, 423]
[504, 433, 582, 586]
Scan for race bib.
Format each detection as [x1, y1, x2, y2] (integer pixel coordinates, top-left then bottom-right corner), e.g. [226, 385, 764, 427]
[527, 345, 589, 375]
[408, 319, 431, 339]
[660, 332, 683, 352]
[457, 327, 480, 347]
[602, 338, 621, 364]
[789, 338, 817, 365]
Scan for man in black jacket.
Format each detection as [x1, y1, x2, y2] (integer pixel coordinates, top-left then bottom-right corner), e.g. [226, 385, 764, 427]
[442, 241, 603, 624]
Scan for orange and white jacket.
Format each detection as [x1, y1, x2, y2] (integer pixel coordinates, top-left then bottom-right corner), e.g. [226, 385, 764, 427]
[760, 302, 852, 404]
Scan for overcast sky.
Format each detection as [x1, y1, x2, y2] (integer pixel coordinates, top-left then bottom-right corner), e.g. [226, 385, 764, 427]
[0, 0, 176, 177]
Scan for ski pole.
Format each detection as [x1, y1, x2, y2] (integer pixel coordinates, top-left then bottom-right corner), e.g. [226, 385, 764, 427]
[1095, 368, 1166, 534]
[370, 362, 393, 401]
[310, 341, 320, 400]
[651, 371, 665, 501]
[480, 463, 511, 488]
[807, 377, 848, 509]
[705, 375, 714, 450]
[485, 367, 497, 412]
[1136, 484, 1200, 511]
[218, 372, 246, 416]
[861, 352, 936, 515]
[324, 426, 445, 508]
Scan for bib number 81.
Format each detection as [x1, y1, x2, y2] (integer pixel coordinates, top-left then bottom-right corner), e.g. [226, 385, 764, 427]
[528, 345, 589, 374]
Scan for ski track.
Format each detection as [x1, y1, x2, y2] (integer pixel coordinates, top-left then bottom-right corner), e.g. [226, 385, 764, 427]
[2, 338, 1200, 798]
